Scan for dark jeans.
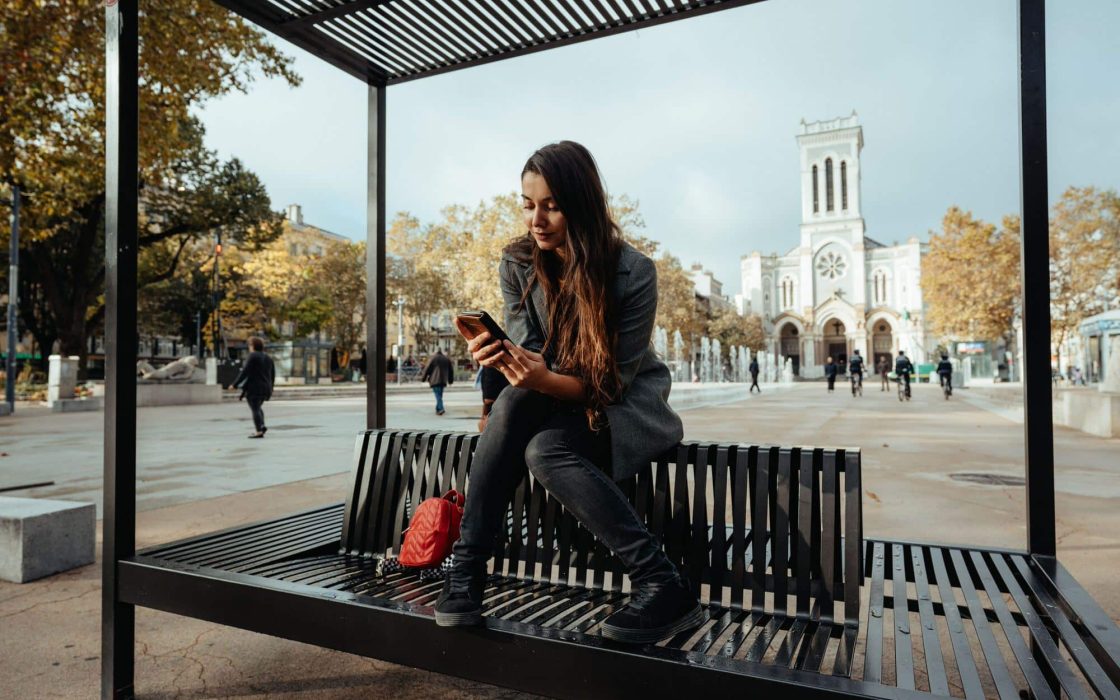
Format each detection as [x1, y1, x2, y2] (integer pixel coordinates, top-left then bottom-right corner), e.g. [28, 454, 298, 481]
[452, 386, 678, 586]
[432, 384, 445, 413]
[247, 395, 265, 432]
[749, 373, 760, 392]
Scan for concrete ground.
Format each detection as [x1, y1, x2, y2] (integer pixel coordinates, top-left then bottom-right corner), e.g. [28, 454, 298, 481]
[1, 380, 1117, 698]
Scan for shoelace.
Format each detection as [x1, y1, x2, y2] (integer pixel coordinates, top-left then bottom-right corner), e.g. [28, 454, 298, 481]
[627, 583, 666, 610]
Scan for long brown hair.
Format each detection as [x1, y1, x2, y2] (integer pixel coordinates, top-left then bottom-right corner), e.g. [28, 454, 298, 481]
[509, 141, 623, 429]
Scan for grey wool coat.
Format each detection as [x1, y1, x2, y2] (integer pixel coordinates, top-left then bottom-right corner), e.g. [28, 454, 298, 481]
[499, 240, 684, 481]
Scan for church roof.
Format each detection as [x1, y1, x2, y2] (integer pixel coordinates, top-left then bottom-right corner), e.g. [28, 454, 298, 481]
[864, 236, 888, 249]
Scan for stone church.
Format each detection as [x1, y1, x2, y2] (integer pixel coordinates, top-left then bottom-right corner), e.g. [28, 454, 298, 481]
[736, 113, 934, 378]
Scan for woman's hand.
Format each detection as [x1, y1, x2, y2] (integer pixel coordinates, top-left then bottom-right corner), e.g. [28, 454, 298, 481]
[454, 317, 505, 366]
[495, 341, 550, 392]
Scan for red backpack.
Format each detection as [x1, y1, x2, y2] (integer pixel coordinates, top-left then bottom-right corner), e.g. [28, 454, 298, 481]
[398, 490, 465, 569]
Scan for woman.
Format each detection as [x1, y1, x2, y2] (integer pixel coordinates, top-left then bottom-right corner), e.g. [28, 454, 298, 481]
[824, 356, 837, 392]
[436, 141, 703, 644]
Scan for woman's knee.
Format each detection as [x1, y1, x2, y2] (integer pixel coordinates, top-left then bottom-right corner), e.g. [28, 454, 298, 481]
[486, 386, 546, 431]
[523, 430, 568, 486]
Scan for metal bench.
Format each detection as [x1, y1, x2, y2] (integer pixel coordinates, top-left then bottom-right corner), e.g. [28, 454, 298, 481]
[118, 429, 1120, 698]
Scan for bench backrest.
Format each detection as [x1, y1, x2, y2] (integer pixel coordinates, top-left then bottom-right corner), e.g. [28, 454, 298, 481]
[340, 430, 862, 624]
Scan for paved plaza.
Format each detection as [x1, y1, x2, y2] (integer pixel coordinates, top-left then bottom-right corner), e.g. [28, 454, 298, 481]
[1, 381, 1117, 698]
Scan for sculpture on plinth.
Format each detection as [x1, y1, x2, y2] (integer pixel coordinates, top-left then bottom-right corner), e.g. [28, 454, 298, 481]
[136, 355, 203, 383]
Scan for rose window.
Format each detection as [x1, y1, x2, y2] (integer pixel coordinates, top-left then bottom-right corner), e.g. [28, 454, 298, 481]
[816, 252, 847, 280]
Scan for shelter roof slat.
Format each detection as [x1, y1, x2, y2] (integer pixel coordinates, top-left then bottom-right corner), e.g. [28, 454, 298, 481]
[378, 2, 462, 64]
[522, 0, 574, 37]
[346, 11, 440, 69]
[223, 0, 767, 85]
[468, 0, 533, 47]
[584, 0, 617, 26]
[446, 0, 515, 50]
[326, 17, 417, 74]
[405, 0, 491, 58]
[619, 0, 646, 21]
[392, 0, 479, 62]
[566, 0, 602, 28]
[486, 0, 545, 45]
[441, 0, 506, 52]
[505, 0, 555, 43]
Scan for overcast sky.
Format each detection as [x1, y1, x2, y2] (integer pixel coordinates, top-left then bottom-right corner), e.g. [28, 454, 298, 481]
[195, 0, 1119, 293]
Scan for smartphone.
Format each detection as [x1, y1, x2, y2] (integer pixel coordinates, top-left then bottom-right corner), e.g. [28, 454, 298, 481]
[456, 311, 509, 343]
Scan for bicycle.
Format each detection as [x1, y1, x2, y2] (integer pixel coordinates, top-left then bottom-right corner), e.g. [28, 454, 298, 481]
[940, 373, 952, 400]
[890, 372, 911, 402]
[850, 371, 863, 397]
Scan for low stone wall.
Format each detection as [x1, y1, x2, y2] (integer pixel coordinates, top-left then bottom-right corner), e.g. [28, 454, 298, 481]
[1053, 388, 1120, 438]
[137, 383, 223, 407]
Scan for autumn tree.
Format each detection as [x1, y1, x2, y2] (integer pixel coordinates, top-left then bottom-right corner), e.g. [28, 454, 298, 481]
[708, 305, 766, 351]
[1049, 186, 1120, 368]
[308, 241, 368, 357]
[923, 207, 1022, 343]
[387, 213, 460, 353]
[0, 2, 299, 373]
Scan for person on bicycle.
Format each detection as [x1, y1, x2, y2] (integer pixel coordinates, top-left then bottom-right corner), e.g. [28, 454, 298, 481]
[848, 349, 865, 392]
[936, 354, 953, 396]
[895, 350, 914, 399]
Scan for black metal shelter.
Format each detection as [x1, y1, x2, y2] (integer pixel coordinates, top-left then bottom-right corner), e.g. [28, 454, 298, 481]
[103, 1, 1118, 698]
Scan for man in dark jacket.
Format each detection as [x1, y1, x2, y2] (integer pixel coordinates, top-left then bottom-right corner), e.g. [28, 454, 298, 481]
[824, 356, 838, 392]
[421, 349, 454, 416]
[895, 350, 914, 399]
[748, 356, 760, 394]
[232, 336, 276, 438]
[936, 354, 953, 396]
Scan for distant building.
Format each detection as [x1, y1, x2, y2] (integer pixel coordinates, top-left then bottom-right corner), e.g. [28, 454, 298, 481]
[688, 264, 734, 314]
[738, 113, 934, 377]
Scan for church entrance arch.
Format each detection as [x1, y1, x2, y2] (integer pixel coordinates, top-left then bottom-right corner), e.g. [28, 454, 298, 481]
[823, 319, 848, 371]
[779, 323, 800, 376]
[872, 320, 894, 369]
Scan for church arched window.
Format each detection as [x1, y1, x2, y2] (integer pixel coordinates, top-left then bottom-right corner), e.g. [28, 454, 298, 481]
[812, 165, 819, 213]
[825, 158, 834, 212]
[780, 277, 795, 310]
[872, 269, 888, 305]
[841, 161, 848, 210]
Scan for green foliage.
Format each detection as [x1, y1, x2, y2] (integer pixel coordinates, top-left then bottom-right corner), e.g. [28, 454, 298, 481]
[0, 1, 299, 371]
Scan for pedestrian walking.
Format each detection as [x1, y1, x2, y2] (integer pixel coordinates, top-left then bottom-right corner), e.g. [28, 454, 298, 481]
[824, 356, 838, 392]
[748, 355, 760, 394]
[232, 336, 275, 439]
[438, 140, 701, 645]
[877, 356, 890, 391]
[420, 349, 454, 415]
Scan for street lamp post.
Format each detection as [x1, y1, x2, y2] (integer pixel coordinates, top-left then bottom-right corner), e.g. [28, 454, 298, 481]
[394, 296, 405, 385]
[212, 230, 223, 359]
[5, 186, 19, 413]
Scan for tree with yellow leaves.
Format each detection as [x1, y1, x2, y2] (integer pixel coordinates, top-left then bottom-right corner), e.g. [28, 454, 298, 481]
[0, 2, 298, 373]
[1049, 187, 1119, 369]
[923, 207, 1021, 343]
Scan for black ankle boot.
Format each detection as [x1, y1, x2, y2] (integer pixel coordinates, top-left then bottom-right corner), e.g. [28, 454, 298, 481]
[601, 578, 705, 644]
[434, 563, 487, 627]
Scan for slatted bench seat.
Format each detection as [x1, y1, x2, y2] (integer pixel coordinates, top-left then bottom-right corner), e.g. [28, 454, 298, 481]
[119, 429, 1120, 699]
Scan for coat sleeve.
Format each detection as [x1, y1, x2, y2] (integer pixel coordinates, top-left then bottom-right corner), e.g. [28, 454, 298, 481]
[614, 254, 658, 395]
[232, 355, 254, 389]
[500, 259, 545, 352]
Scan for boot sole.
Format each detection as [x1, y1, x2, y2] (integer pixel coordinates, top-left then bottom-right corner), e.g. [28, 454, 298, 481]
[600, 604, 707, 644]
[434, 609, 482, 627]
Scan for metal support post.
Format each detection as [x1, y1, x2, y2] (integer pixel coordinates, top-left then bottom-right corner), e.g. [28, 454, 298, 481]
[366, 83, 387, 429]
[102, 1, 138, 697]
[1018, 0, 1056, 556]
